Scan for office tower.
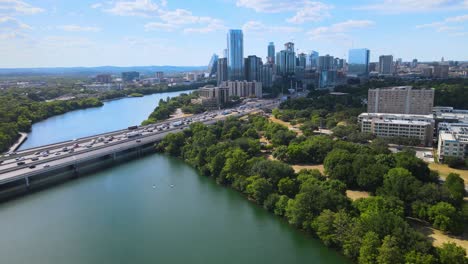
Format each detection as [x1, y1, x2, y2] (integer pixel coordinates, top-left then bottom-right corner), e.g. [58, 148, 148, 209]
[411, 59, 418, 68]
[306, 51, 319, 70]
[207, 54, 219, 78]
[334, 58, 345, 70]
[433, 65, 449, 78]
[267, 42, 275, 64]
[227, 29, 244, 80]
[155, 71, 164, 79]
[379, 55, 394, 75]
[367, 86, 435, 115]
[261, 64, 273, 88]
[348, 48, 370, 77]
[276, 42, 296, 77]
[121, 71, 140, 82]
[245, 55, 263, 82]
[220, 81, 263, 98]
[217, 58, 228, 85]
[298, 53, 307, 68]
[369, 62, 377, 72]
[318, 55, 334, 71]
[96, 74, 112, 83]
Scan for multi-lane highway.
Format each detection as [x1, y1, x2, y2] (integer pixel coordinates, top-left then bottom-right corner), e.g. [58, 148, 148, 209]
[0, 99, 280, 185]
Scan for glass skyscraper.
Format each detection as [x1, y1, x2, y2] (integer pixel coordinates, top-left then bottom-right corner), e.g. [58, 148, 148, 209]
[348, 48, 370, 77]
[267, 42, 275, 64]
[227, 29, 244, 81]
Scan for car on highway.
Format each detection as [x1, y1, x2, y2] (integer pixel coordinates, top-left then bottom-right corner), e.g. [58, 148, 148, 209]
[29, 165, 36, 169]
[136, 139, 141, 143]
[15, 157, 25, 161]
[55, 152, 61, 156]
[0, 160, 3, 165]
[43, 164, 50, 168]
[31, 157, 39, 161]
[17, 161, 25, 166]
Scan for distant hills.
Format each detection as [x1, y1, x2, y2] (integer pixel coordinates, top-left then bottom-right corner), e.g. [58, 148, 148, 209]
[0, 66, 207, 76]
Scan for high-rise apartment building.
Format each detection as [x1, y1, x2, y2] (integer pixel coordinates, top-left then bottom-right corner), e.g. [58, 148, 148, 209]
[437, 123, 468, 161]
[433, 65, 449, 79]
[155, 71, 164, 79]
[348, 48, 370, 77]
[227, 29, 244, 81]
[96, 74, 112, 83]
[261, 64, 273, 88]
[217, 58, 228, 85]
[379, 55, 394, 75]
[367, 86, 435, 115]
[267, 42, 275, 64]
[318, 55, 334, 71]
[207, 54, 219, 78]
[245, 55, 263, 82]
[121, 71, 140, 82]
[276, 42, 296, 77]
[221, 81, 263, 98]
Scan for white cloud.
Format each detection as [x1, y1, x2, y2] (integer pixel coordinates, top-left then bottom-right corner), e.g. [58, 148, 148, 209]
[90, 3, 102, 9]
[105, 0, 161, 17]
[286, 2, 332, 24]
[445, 14, 468, 22]
[145, 8, 226, 33]
[58, 25, 102, 32]
[0, 16, 31, 39]
[308, 20, 375, 40]
[0, 0, 44, 15]
[356, 0, 467, 13]
[416, 14, 468, 36]
[144, 21, 177, 31]
[242, 20, 302, 35]
[236, 0, 332, 24]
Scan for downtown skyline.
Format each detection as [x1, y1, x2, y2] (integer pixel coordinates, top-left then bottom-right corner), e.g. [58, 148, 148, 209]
[1, 0, 468, 68]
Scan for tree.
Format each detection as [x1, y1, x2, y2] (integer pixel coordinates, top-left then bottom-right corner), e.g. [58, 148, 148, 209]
[324, 149, 355, 186]
[358, 231, 381, 264]
[394, 152, 432, 182]
[443, 156, 465, 168]
[437, 242, 468, 264]
[404, 251, 436, 264]
[377, 235, 403, 264]
[221, 148, 249, 184]
[246, 176, 273, 205]
[356, 163, 388, 192]
[428, 202, 463, 234]
[263, 193, 280, 212]
[277, 178, 298, 198]
[249, 159, 295, 186]
[312, 210, 337, 247]
[377, 168, 421, 204]
[444, 173, 465, 206]
[274, 195, 290, 217]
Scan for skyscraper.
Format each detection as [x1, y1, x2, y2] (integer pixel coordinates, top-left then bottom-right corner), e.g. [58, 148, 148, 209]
[318, 55, 334, 71]
[245, 55, 263, 82]
[379, 55, 394, 75]
[267, 42, 275, 64]
[227, 29, 244, 81]
[307, 51, 319, 70]
[348, 48, 370, 77]
[298, 53, 307, 68]
[217, 58, 228, 85]
[276, 42, 295, 77]
[207, 54, 219, 78]
[261, 64, 273, 88]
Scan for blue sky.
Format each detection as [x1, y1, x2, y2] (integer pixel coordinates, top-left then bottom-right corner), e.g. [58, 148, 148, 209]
[0, 0, 467, 68]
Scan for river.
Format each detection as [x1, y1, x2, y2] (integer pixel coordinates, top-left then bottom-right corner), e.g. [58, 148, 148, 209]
[1, 92, 349, 264]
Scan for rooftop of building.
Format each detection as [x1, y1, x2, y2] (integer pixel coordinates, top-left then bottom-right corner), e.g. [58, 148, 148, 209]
[439, 123, 468, 143]
[367, 118, 432, 126]
[359, 112, 434, 120]
[369, 86, 434, 91]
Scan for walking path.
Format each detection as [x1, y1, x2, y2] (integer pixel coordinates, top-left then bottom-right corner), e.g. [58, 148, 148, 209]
[7, 132, 28, 153]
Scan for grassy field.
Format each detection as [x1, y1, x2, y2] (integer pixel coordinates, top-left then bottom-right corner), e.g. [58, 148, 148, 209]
[429, 163, 468, 183]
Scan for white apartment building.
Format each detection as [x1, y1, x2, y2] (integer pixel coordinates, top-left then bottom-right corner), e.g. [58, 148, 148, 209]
[359, 113, 434, 146]
[437, 123, 468, 161]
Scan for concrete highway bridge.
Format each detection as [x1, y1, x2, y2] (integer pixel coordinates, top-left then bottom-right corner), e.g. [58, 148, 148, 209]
[0, 100, 279, 201]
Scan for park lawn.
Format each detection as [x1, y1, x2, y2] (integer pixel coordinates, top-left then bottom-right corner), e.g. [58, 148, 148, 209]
[292, 164, 325, 174]
[429, 163, 468, 183]
[346, 190, 371, 201]
[269, 116, 303, 136]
